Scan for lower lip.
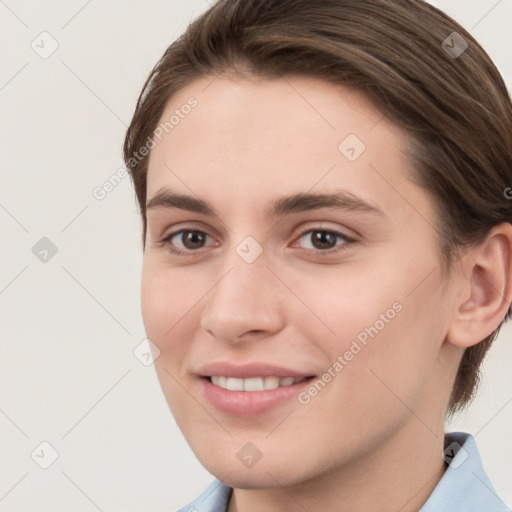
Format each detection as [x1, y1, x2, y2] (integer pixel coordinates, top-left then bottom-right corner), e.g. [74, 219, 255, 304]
[200, 377, 314, 416]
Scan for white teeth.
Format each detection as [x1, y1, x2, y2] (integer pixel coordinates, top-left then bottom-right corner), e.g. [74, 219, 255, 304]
[209, 376, 307, 391]
[226, 377, 244, 391]
[244, 377, 265, 391]
[263, 376, 280, 390]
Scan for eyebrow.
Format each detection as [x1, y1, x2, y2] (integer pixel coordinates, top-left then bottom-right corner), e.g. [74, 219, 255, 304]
[146, 187, 387, 219]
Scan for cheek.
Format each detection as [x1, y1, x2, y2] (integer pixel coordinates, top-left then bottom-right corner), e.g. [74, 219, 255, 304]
[140, 265, 200, 420]
[304, 251, 446, 406]
[141, 263, 195, 340]
[140, 264, 195, 378]
[140, 272, 168, 342]
[304, 262, 404, 351]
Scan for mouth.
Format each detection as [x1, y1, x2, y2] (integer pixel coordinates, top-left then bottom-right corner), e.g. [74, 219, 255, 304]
[195, 362, 317, 415]
[199, 374, 316, 416]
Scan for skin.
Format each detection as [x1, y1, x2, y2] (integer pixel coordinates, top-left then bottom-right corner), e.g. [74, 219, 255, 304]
[140, 75, 512, 511]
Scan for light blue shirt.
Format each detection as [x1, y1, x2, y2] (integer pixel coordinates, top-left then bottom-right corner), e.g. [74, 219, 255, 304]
[177, 432, 510, 511]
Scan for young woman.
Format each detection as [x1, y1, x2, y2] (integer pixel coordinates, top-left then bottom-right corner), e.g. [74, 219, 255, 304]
[123, 0, 512, 510]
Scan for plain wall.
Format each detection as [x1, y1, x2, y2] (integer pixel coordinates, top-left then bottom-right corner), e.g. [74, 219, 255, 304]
[1, 1, 510, 510]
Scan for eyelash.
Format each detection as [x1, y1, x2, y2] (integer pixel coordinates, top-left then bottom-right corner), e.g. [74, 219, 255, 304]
[157, 227, 357, 257]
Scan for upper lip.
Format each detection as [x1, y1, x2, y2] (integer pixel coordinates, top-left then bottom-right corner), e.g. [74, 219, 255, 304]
[196, 362, 315, 379]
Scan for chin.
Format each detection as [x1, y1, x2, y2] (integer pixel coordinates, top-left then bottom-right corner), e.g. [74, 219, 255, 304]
[192, 440, 324, 490]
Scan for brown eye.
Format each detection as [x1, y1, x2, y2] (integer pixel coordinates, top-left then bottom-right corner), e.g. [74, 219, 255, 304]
[296, 228, 355, 253]
[307, 230, 338, 250]
[161, 229, 214, 255]
[176, 230, 207, 250]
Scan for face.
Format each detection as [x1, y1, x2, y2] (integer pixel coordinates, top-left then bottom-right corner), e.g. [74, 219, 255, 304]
[141, 75, 460, 489]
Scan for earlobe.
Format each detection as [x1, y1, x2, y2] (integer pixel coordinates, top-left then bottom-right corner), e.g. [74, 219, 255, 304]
[447, 223, 512, 348]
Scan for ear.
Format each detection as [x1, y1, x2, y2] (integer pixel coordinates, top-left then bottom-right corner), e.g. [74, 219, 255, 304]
[447, 223, 512, 348]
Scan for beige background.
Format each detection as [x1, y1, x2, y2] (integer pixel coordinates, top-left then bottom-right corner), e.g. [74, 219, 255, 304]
[1, 1, 511, 510]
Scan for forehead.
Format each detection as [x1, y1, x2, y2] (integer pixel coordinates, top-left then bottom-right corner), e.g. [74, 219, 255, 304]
[145, 75, 424, 224]
[148, 74, 392, 164]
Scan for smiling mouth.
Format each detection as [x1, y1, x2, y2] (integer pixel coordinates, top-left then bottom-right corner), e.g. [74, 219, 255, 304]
[206, 375, 313, 391]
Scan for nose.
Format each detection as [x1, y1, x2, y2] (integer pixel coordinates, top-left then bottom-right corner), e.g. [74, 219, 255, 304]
[199, 250, 286, 344]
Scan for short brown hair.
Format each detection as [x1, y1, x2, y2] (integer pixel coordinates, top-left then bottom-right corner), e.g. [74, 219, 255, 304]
[123, 0, 512, 414]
